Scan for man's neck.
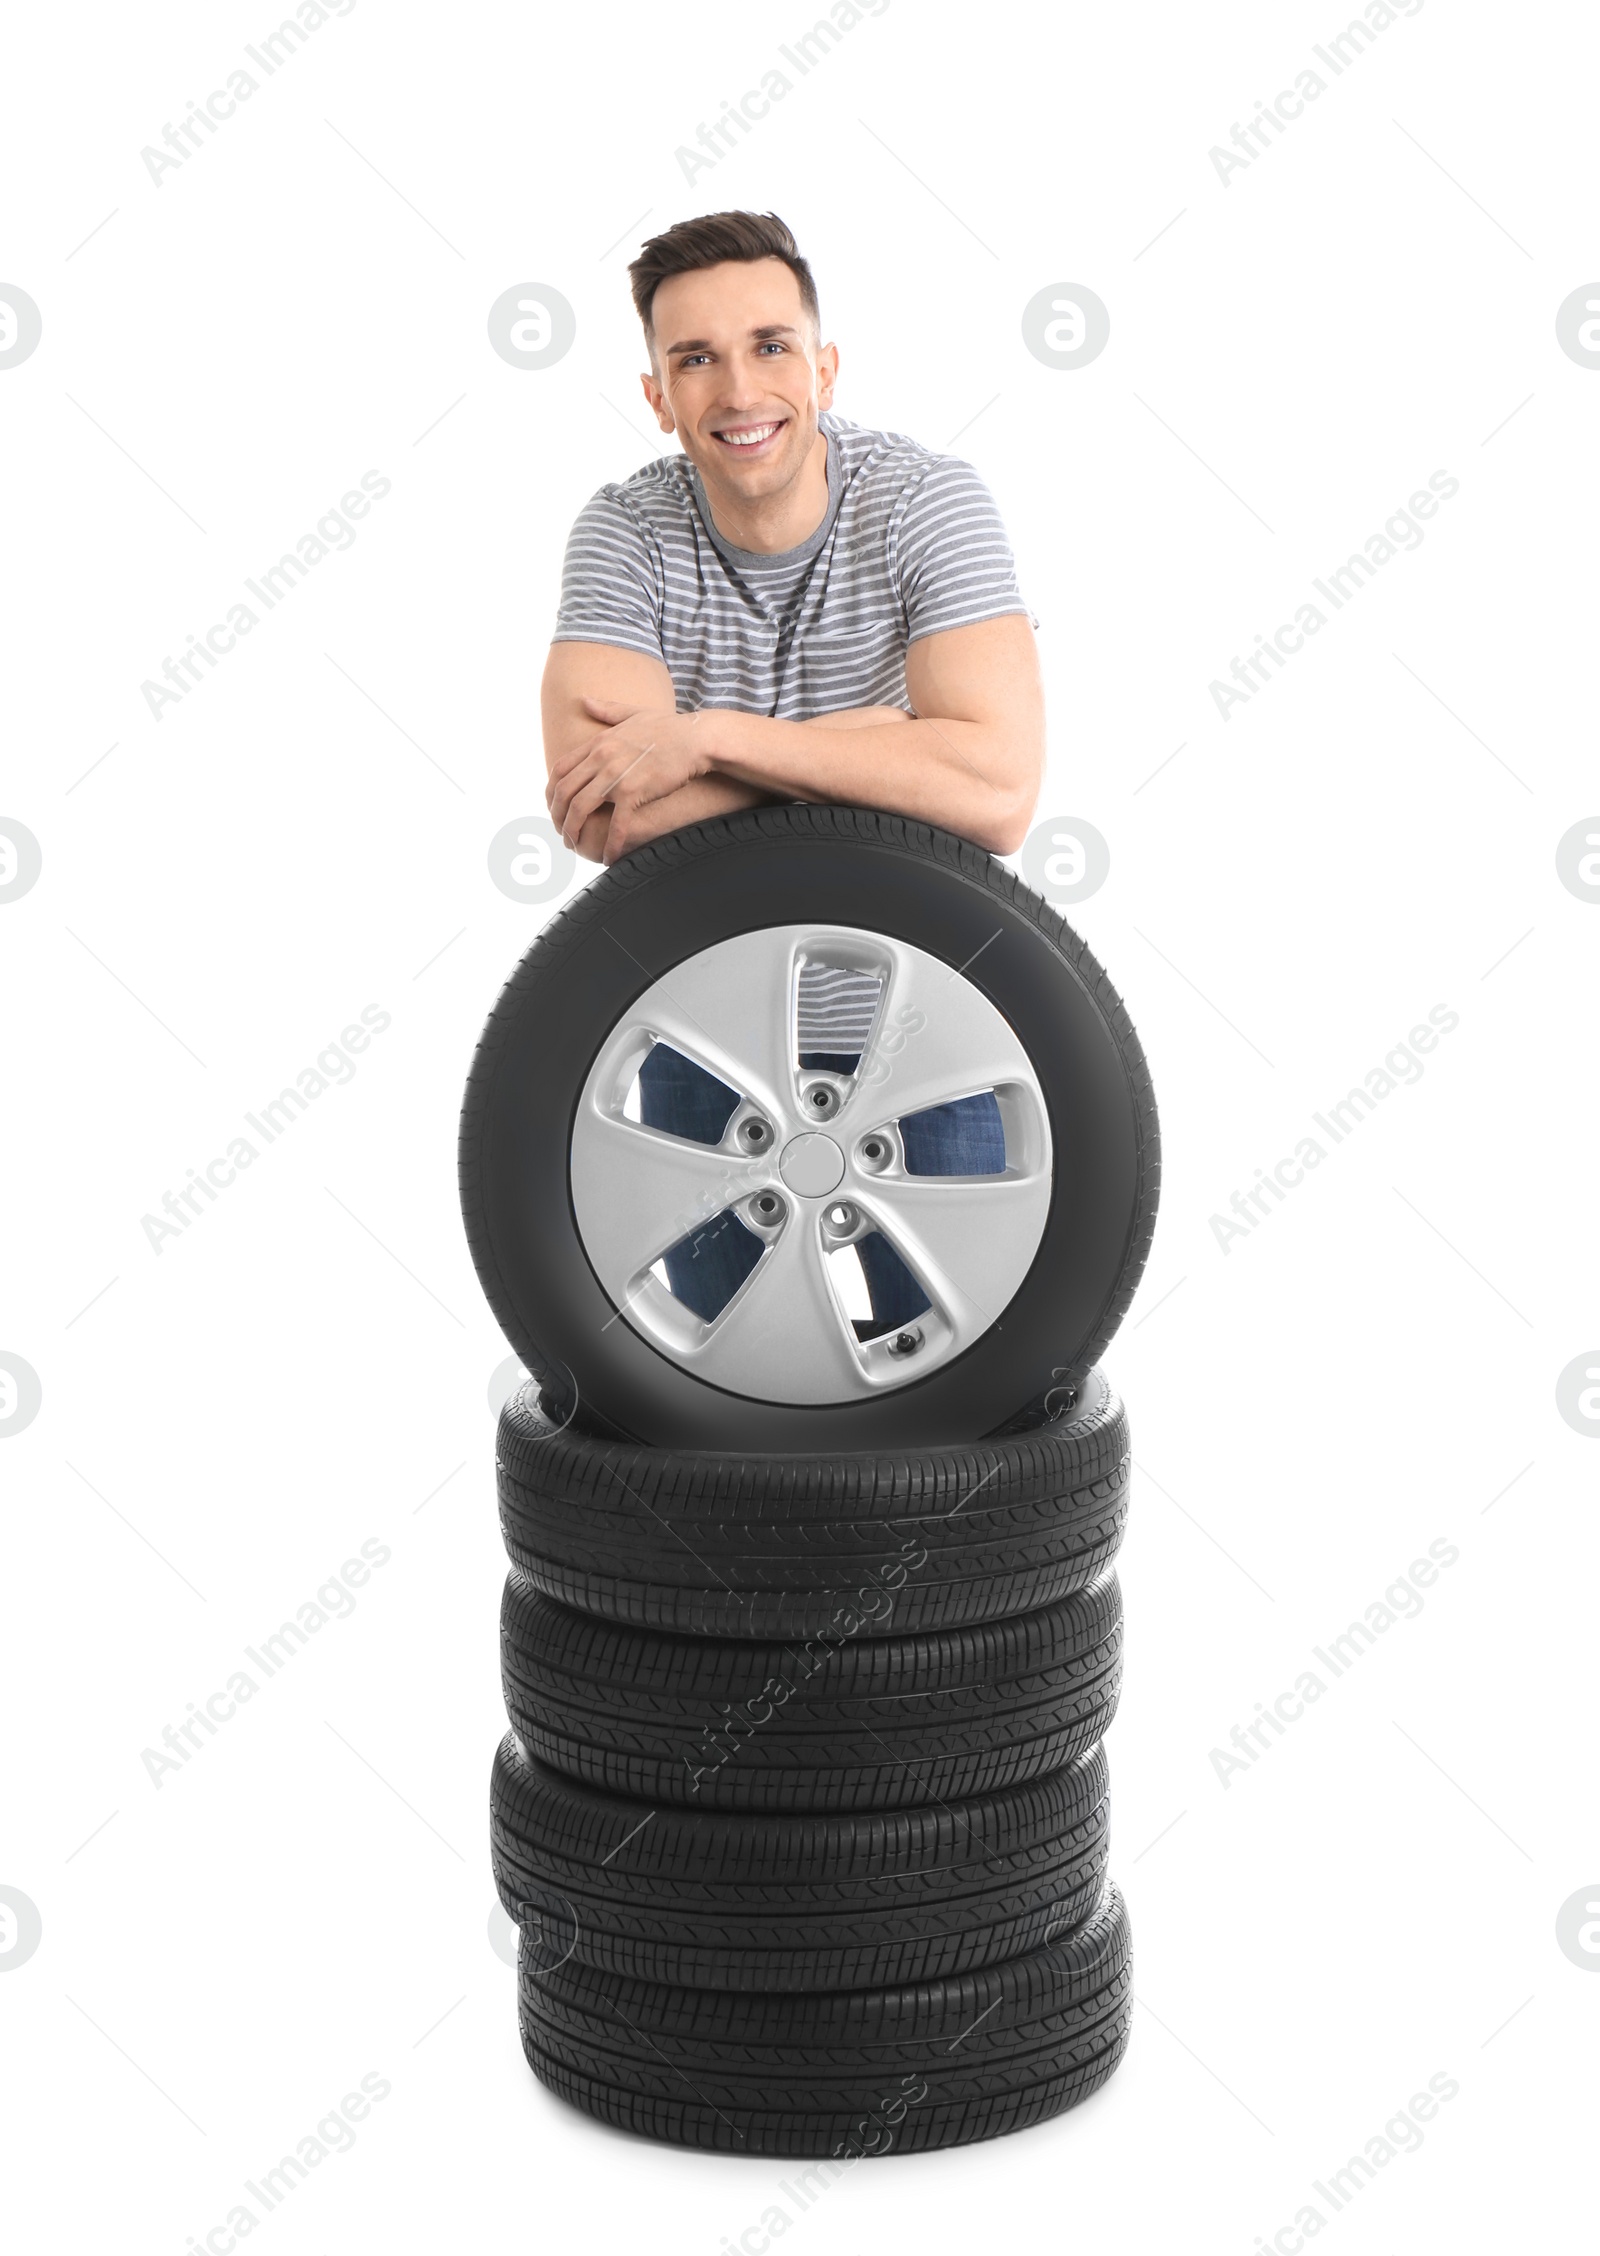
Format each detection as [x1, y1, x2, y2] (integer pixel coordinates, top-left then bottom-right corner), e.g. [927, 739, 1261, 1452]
[698, 426, 830, 556]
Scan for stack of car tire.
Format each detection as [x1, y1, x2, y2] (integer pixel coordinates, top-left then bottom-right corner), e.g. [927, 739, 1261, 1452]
[463, 809, 1160, 2157]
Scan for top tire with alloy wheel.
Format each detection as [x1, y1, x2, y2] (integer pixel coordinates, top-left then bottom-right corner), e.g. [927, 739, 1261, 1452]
[460, 806, 1158, 1449]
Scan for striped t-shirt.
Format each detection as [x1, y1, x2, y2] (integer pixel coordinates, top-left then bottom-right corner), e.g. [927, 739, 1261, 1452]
[551, 411, 1034, 720]
[795, 961, 882, 1062]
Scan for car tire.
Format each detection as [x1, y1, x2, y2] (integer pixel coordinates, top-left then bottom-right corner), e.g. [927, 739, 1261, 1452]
[495, 1365, 1129, 1638]
[491, 1732, 1111, 1993]
[459, 806, 1159, 1449]
[518, 1881, 1132, 2156]
[500, 1572, 1122, 1813]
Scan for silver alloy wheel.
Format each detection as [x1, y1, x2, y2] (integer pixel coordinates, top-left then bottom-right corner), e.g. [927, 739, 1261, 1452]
[569, 925, 1053, 1403]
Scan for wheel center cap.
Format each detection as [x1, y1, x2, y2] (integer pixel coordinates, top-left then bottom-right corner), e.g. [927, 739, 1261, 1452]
[778, 1132, 846, 1197]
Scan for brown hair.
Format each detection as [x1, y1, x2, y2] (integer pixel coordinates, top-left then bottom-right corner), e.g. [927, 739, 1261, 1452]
[628, 211, 820, 345]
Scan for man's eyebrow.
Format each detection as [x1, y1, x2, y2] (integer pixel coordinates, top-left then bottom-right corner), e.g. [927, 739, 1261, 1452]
[661, 323, 803, 356]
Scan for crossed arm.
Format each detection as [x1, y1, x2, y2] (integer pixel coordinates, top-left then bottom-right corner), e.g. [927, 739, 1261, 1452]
[542, 613, 1045, 865]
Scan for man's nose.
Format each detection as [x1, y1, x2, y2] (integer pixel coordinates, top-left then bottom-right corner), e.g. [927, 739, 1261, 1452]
[714, 362, 780, 410]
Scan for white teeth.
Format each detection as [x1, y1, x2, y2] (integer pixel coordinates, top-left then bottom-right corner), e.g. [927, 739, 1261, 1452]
[717, 424, 778, 446]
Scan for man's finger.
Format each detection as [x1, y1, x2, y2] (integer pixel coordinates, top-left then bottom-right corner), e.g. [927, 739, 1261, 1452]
[564, 775, 614, 839]
[549, 731, 608, 784]
[548, 746, 606, 827]
[557, 781, 598, 849]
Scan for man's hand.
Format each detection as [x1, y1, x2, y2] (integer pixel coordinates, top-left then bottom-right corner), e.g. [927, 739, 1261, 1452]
[591, 769, 780, 863]
[541, 645, 778, 864]
[546, 697, 714, 848]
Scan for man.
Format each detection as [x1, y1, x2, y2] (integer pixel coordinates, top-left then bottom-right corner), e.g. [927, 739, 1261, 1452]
[543, 210, 1045, 1330]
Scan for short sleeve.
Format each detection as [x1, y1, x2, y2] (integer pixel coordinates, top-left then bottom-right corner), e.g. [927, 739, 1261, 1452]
[551, 488, 665, 659]
[893, 455, 1035, 645]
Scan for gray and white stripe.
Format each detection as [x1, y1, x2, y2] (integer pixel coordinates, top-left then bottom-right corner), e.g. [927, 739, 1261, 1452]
[552, 411, 1033, 723]
[796, 962, 883, 1056]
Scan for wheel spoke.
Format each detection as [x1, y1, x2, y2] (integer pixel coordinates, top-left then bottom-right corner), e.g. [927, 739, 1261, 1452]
[845, 940, 1035, 1129]
[856, 1172, 1053, 1331]
[689, 1214, 865, 1401]
[632, 926, 801, 1116]
[569, 1109, 753, 1277]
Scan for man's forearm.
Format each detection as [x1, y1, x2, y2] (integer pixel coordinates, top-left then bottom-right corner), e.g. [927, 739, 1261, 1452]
[546, 612, 1044, 861]
[577, 714, 902, 861]
[698, 707, 1033, 854]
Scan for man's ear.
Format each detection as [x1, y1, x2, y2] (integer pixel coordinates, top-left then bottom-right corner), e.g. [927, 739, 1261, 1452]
[640, 367, 676, 433]
[816, 340, 840, 412]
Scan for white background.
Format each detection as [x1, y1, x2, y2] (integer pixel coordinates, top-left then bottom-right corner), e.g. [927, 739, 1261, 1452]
[2, 0, 1595, 2248]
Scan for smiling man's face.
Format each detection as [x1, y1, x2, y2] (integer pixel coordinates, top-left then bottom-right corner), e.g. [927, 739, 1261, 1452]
[641, 257, 839, 537]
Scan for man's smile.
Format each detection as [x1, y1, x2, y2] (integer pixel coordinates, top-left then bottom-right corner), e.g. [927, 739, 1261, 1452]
[709, 418, 787, 454]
